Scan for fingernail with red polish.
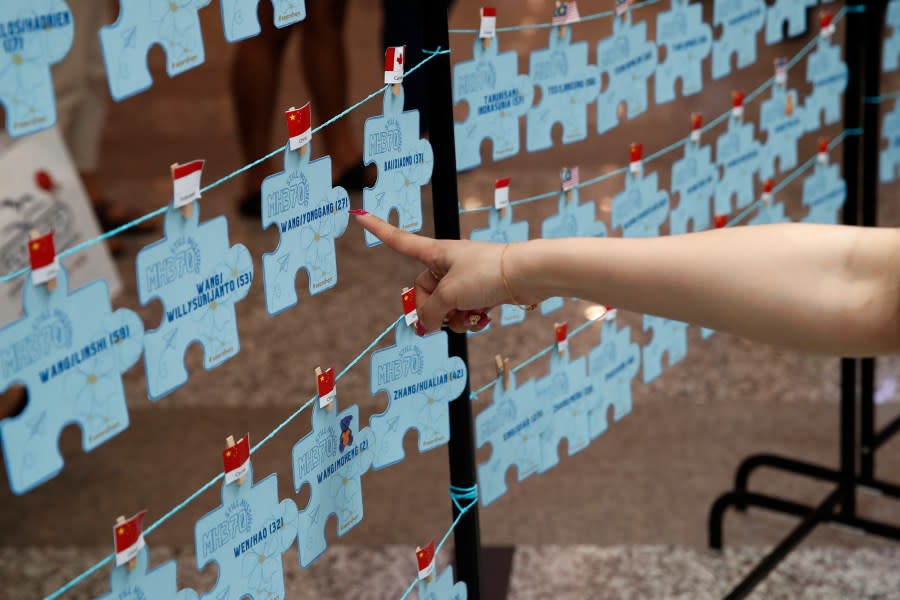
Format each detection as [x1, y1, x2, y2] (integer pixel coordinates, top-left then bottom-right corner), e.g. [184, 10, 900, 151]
[349, 209, 369, 216]
[415, 321, 426, 336]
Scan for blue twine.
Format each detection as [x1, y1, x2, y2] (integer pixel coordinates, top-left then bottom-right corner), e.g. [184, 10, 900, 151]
[1, 48, 451, 284]
[398, 485, 479, 600]
[458, 6, 850, 216]
[44, 315, 403, 600]
[448, 0, 664, 34]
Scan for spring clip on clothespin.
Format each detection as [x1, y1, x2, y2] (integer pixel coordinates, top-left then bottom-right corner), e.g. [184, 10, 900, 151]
[495, 354, 511, 390]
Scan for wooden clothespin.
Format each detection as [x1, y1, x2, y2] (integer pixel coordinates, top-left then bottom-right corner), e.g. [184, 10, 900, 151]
[28, 229, 58, 291]
[385, 46, 406, 97]
[171, 159, 204, 220]
[561, 166, 578, 202]
[495, 354, 511, 390]
[480, 7, 496, 49]
[286, 103, 312, 156]
[316, 366, 336, 411]
[224, 434, 250, 486]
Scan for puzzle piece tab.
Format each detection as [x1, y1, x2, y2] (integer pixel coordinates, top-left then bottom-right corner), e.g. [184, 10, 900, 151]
[765, 0, 817, 45]
[363, 86, 434, 246]
[711, 0, 765, 80]
[714, 116, 763, 215]
[803, 38, 847, 132]
[535, 349, 594, 473]
[539, 189, 607, 315]
[0, 0, 74, 137]
[642, 316, 688, 384]
[587, 319, 640, 440]
[292, 399, 374, 566]
[884, 0, 900, 72]
[470, 207, 529, 327]
[417, 565, 468, 600]
[670, 140, 717, 234]
[136, 204, 253, 400]
[654, 0, 712, 104]
[99, 0, 211, 101]
[526, 27, 599, 152]
[97, 546, 198, 600]
[759, 86, 805, 180]
[475, 373, 543, 506]
[611, 169, 670, 238]
[369, 322, 467, 469]
[195, 465, 297, 600]
[595, 13, 657, 133]
[453, 36, 534, 171]
[0, 267, 143, 495]
[801, 162, 845, 224]
[880, 101, 900, 183]
[220, 0, 306, 42]
[261, 142, 350, 315]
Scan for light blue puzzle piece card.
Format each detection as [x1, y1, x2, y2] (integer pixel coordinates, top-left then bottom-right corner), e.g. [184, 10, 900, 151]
[99, 0, 211, 101]
[292, 399, 374, 567]
[417, 565, 468, 600]
[0, 267, 143, 495]
[535, 349, 594, 473]
[765, 0, 817, 45]
[470, 207, 529, 326]
[220, 0, 305, 42]
[0, 0, 74, 137]
[885, 0, 900, 72]
[453, 36, 533, 171]
[136, 203, 253, 400]
[195, 465, 297, 600]
[712, 0, 765, 80]
[655, 0, 712, 104]
[363, 86, 434, 247]
[526, 27, 599, 152]
[539, 189, 607, 315]
[475, 373, 543, 507]
[759, 86, 805, 180]
[611, 169, 670, 238]
[96, 546, 198, 600]
[714, 116, 763, 214]
[880, 101, 900, 183]
[587, 319, 639, 440]
[801, 162, 845, 224]
[369, 322, 467, 469]
[261, 142, 350, 315]
[803, 38, 847, 132]
[595, 12, 657, 133]
[670, 141, 716, 234]
[748, 199, 790, 226]
[642, 316, 688, 384]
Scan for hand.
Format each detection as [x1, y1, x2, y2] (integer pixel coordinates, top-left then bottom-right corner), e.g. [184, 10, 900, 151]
[354, 213, 538, 334]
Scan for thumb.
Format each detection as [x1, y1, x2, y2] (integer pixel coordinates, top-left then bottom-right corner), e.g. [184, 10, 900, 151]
[417, 280, 457, 333]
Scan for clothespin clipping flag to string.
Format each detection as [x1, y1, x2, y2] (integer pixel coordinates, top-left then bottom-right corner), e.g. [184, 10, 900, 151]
[416, 540, 436, 581]
[385, 45, 406, 85]
[223, 433, 250, 485]
[114, 511, 147, 567]
[494, 177, 511, 210]
[286, 103, 312, 151]
[28, 231, 59, 286]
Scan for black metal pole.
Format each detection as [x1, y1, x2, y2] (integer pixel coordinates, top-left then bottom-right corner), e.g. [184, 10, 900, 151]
[860, 0, 886, 482]
[422, 3, 484, 598]
[838, 0, 865, 519]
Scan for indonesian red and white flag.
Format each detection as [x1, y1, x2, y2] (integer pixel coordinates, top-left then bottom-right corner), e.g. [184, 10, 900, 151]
[384, 46, 405, 85]
[762, 179, 774, 205]
[732, 90, 745, 119]
[820, 11, 835, 38]
[416, 540, 436, 580]
[28, 231, 59, 285]
[552, 1, 580, 25]
[714, 214, 728, 229]
[223, 434, 251, 484]
[317, 367, 336, 408]
[603, 306, 618, 320]
[286, 103, 312, 151]
[480, 7, 497, 38]
[114, 511, 147, 566]
[494, 177, 510, 210]
[171, 159, 204, 209]
[402, 287, 418, 326]
[560, 166, 579, 191]
[690, 113, 703, 144]
[555, 322, 568, 353]
[629, 143, 643, 175]
[817, 137, 829, 164]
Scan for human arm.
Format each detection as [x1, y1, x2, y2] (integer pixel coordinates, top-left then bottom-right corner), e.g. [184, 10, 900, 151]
[355, 214, 900, 356]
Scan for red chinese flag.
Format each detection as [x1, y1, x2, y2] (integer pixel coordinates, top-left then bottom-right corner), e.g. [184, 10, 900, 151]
[555, 322, 568, 344]
[285, 103, 311, 150]
[820, 11, 833, 31]
[114, 510, 147, 566]
[28, 232, 56, 270]
[317, 367, 336, 407]
[402, 287, 418, 326]
[763, 179, 774, 194]
[714, 215, 728, 229]
[691, 113, 702, 131]
[629, 143, 643, 164]
[416, 540, 436, 579]
[223, 434, 251, 484]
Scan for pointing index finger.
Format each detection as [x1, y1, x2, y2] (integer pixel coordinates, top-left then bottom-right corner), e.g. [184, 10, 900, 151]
[354, 213, 435, 264]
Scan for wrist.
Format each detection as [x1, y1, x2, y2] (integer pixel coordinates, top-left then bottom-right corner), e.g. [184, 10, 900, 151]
[504, 240, 548, 305]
